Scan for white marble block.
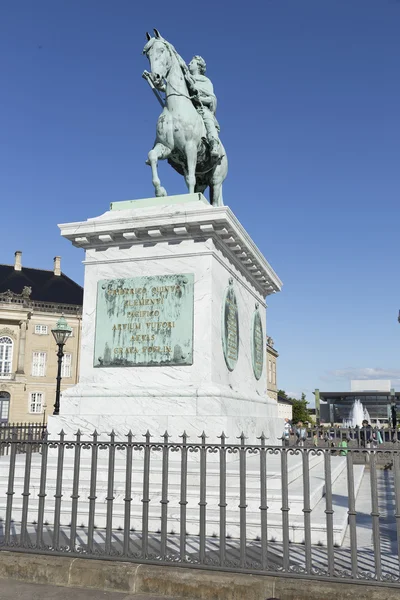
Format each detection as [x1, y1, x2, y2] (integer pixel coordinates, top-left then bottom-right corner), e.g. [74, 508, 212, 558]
[48, 194, 283, 444]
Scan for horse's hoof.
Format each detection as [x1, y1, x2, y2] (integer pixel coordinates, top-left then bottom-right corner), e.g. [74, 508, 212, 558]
[156, 187, 167, 197]
[145, 158, 151, 166]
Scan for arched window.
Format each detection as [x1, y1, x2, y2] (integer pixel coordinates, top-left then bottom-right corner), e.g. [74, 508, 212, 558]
[0, 337, 13, 377]
[0, 391, 10, 423]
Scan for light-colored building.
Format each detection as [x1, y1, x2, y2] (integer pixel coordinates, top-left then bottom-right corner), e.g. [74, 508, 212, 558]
[350, 379, 391, 392]
[0, 251, 83, 424]
[266, 336, 278, 401]
[277, 396, 293, 420]
[267, 337, 293, 420]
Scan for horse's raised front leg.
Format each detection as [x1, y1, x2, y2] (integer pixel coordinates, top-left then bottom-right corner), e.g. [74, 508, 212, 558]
[184, 142, 197, 194]
[147, 143, 171, 197]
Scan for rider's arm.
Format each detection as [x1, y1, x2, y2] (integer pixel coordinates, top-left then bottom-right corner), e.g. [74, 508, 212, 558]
[201, 94, 217, 113]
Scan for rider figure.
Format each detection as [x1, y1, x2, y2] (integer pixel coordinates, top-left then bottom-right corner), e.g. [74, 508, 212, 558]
[182, 56, 221, 160]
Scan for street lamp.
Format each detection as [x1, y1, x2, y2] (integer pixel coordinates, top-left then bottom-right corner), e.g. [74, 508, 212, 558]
[51, 315, 72, 416]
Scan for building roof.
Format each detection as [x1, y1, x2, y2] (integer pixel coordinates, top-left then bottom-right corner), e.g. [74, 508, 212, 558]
[316, 391, 400, 399]
[0, 264, 83, 306]
[278, 395, 293, 405]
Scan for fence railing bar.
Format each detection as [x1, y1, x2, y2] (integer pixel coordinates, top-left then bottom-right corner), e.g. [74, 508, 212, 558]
[239, 432, 247, 569]
[20, 431, 33, 547]
[324, 450, 335, 576]
[346, 450, 358, 579]
[369, 450, 382, 581]
[4, 433, 17, 546]
[179, 431, 188, 562]
[393, 451, 400, 572]
[259, 433, 268, 571]
[87, 430, 98, 554]
[160, 431, 170, 560]
[281, 448, 290, 571]
[105, 430, 116, 555]
[218, 432, 227, 568]
[302, 449, 312, 574]
[199, 432, 207, 564]
[52, 430, 65, 551]
[123, 431, 133, 557]
[36, 435, 48, 549]
[69, 430, 81, 553]
[141, 431, 151, 559]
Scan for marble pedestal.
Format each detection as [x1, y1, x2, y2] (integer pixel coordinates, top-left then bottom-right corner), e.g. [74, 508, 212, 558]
[49, 194, 283, 443]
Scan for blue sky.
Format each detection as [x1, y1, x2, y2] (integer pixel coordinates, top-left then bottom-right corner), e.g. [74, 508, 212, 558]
[1, 0, 399, 402]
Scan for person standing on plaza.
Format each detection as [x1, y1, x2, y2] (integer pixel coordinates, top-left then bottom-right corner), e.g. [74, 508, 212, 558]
[360, 419, 373, 449]
[281, 418, 291, 447]
[295, 421, 307, 447]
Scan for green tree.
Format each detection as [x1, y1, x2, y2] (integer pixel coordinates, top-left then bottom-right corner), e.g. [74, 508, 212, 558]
[292, 393, 311, 424]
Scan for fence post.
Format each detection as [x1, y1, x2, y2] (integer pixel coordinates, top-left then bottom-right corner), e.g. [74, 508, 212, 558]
[302, 448, 312, 574]
[20, 429, 33, 547]
[179, 431, 188, 562]
[324, 448, 335, 575]
[346, 450, 358, 578]
[141, 430, 151, 559]
[105, 430, 116, 555]
[52, 430, 65, 551]
[198, 431, 207, 564]
[218, 432, 227, 567]
[123, 430, 133, 557]
[281, 446, 290, 571]
[394, 450, 400, 568]
[258, 432, 268, 571]
[369, 450, 382, 580]
[37, 430, 48, 549]
[70, 430, 81, 553]
[87, 430, 98, 554]
[160, 431, 170, 559]
[4, 432, 17, 546]
[238, 432, 247, 568]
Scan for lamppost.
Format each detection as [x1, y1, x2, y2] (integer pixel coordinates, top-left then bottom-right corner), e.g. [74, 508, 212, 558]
[51, 315, 72, 416]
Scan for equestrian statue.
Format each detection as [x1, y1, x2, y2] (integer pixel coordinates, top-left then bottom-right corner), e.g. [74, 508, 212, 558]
[142, 29, 228, 206]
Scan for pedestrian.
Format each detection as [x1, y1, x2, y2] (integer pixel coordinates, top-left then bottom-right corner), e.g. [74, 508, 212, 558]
[294, 421, 307, 447]
[281, 418, 291, 447]
[360, 419, 372, 449]
[391, 402, 397, 431]
[338, 434, 348, 456]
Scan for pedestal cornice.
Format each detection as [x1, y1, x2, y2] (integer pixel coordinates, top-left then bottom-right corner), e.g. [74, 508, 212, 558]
[59, 195, 282, 297]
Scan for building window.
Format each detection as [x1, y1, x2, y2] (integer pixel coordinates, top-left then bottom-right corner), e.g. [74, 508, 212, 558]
[29, 392, 43, 414]
[268, 359, 272, 383]
[0, 391, 10, 422]
[61, 353, 72, 378]
[34, 325, 48, 335]
[272, 362, 276, 385]
[0, 336, 13, 377]
[32, 352, 47, 377]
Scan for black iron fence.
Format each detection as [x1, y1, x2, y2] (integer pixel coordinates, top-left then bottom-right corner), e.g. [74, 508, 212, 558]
[0, 423, 47, 455]
[284, 425, 400, 449]
[0, 430, 399, 588]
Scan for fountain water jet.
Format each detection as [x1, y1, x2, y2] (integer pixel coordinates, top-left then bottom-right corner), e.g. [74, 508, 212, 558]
[343, 399, 371, 427]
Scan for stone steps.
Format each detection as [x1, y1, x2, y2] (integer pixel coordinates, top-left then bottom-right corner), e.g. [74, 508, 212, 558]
[0, 452, 362, 545]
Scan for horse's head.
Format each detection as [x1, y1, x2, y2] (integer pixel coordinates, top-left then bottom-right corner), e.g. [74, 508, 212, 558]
[143, 29, 172, 90]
